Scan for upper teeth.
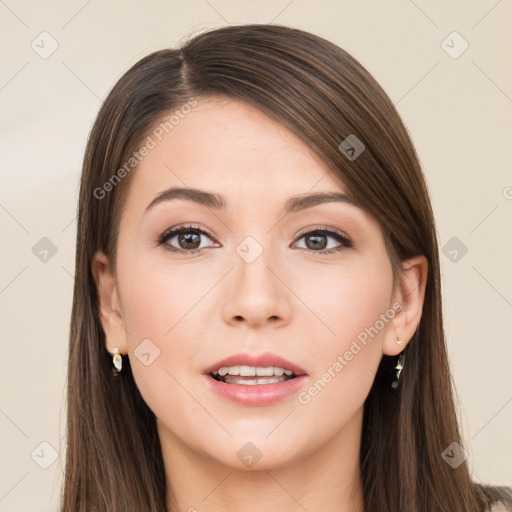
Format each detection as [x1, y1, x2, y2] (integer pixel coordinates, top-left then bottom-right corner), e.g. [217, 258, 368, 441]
[216, 366, 293, 377]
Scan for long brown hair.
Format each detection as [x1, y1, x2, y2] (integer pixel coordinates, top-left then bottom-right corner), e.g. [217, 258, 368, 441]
[61, 23, 510, 511]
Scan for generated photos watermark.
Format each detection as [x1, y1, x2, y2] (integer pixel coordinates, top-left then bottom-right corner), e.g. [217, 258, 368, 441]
[297, 301, 403, 405]
[93, 97, 198, 200]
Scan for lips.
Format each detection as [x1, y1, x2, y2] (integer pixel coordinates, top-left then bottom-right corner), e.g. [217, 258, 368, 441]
[203, 351, 308, 377]
[202, 352, 309, 406]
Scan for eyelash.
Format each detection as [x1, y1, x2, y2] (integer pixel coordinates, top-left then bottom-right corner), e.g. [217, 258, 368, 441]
[156, 223, 353, 255]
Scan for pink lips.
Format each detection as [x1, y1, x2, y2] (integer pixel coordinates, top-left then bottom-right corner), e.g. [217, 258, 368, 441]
[202, 351, 308, 407]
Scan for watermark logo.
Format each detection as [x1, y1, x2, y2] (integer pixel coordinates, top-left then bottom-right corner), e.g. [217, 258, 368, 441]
[441, 442, 468, 468]
[237, 442, 262, 468]
[339, 134, 365, 161]
[31, 31, 59, 59]
[441, 31, 469, 59]
[32, 237, 58, 263]
[31, 441, 58, 469]
[134, 338, 161, 366]
[236, 236, 264, 264]
[442, 236, 468, 263]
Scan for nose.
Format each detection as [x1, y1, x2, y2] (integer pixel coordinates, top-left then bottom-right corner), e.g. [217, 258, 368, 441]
[222, 245, 292, 329]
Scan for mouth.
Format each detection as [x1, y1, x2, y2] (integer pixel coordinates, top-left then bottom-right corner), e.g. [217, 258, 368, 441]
[209, 365, 299, 386]
[203, 352, 308, 386]
[203, 360, 308, 406]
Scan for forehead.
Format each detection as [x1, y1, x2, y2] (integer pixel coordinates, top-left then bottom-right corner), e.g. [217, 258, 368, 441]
[123, 96, 350, 215]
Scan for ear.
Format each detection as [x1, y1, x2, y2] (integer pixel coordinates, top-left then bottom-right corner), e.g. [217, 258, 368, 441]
[383, 255, 428, 356]
[91, 250, 128, 355]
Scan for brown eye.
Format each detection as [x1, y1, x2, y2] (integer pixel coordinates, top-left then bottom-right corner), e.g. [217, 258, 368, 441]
[294, 228, 353, 254]
[304, 233, 328, 251]
[176, 231, 201, 250]
[158, 225, 216, 253]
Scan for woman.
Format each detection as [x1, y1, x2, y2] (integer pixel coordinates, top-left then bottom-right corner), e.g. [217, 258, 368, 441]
[60, 23, 511, 511]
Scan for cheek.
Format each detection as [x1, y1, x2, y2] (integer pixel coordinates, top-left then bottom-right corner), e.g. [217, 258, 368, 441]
[117, 244, 211, 340]
[293, 254, 394, 346]
[113, 245, 206, 392]
[115, 257, 210, 443]
[291, 256, 393, 411]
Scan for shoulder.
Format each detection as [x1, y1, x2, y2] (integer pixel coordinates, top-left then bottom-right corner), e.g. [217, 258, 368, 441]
[490, 502, 512, 512]
[487, 486, 512, 512]
[490, 503, 511, 512]
[475, 484, 512, 512]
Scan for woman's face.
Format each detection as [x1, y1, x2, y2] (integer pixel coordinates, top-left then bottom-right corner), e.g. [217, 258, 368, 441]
[95, 96, 412, 471]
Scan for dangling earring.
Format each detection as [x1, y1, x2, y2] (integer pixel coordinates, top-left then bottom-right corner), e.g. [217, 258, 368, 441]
[391, 351, 404, 389]
[111, 347, 123, 375]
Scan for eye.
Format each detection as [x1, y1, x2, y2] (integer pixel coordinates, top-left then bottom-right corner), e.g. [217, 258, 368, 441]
[156, 224, 218, 253]
[293, 227, 353, 254]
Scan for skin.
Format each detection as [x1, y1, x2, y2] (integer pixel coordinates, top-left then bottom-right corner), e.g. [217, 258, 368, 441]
[93, 96, 428, 512]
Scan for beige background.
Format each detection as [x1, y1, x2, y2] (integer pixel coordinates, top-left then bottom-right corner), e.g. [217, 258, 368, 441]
[1, 1, 511, 510]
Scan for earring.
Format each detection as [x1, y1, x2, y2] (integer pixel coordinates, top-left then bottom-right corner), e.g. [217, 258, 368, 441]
[111, 347, 123, 375]
[391, 352, 404, 389]
[396, 337, 403, 346]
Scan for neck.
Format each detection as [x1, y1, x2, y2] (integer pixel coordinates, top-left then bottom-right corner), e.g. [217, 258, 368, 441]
[160, 408, 365, 512]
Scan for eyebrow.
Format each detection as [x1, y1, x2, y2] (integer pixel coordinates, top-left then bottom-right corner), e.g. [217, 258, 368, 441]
[144, 187, 361, 215]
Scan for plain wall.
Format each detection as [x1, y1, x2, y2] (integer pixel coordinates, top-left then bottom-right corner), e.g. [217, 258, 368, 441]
[0, 1, 511, 510]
